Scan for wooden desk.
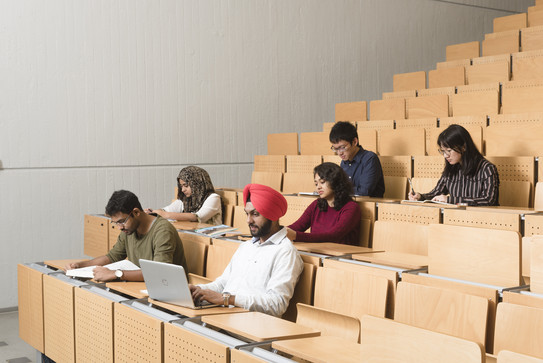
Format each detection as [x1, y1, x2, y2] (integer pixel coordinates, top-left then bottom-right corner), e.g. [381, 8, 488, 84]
[400, 200, 462, 209]
[272, 336, 362, 363]
[201, 312, 320, 342]
[171, 221, 213, 230]
[44, 258, 89, 271]
[106, 281, 148, 299]
[352, 252, 429, 269]
[149, 298, 247, 317]
[293, 242, 380, 256]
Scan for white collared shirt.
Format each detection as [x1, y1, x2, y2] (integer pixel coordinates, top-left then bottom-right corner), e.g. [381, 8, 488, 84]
[162, 193, 222, 225]
[199, 227, 303, 317]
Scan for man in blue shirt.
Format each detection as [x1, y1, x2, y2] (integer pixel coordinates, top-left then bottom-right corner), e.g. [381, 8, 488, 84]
[329, 121, 385, 197]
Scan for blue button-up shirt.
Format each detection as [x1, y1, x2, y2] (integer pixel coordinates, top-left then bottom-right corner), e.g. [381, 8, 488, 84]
[340, 147, 385, 197]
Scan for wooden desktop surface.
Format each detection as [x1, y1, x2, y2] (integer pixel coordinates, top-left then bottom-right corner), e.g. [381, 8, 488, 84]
[149, 298, 247, 317]
[171, 221, 213, 230]
[44, 259, 89, 271]
[272, 335, 362, 363]
[106, 281, 148, 299]
[293, 242, 380, 256]
[400, 200, 462, 209]
[201, 311, 320, 342]
[352, 252, 429, 270]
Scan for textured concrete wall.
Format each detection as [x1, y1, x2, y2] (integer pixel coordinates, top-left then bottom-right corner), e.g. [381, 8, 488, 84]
[0, 0, 532, 308]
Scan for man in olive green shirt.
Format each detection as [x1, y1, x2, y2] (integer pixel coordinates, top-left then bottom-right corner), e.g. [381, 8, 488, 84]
[66, 190, 187, 282]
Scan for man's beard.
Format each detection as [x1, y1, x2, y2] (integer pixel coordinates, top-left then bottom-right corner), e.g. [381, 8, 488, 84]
[249, 219, 272, 238]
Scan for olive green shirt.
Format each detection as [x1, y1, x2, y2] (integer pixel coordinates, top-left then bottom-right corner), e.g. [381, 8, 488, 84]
[106, 215, 187, 271]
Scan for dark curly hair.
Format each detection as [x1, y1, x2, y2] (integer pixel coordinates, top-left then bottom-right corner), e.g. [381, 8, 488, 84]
[105, 190, 143, 216]
[313, 162, 354, 211]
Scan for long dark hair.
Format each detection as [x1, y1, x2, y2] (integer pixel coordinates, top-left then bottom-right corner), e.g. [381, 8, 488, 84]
[177, 166, 216, 213]
[313, 162, 354, 211]
[438, 124, 484, 178]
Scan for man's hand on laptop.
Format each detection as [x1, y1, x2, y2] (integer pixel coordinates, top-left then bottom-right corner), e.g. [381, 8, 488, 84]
[189, 284, 224, 306]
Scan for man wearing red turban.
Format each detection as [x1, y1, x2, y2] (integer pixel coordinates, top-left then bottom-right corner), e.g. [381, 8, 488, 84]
[190, 184, 303, 317]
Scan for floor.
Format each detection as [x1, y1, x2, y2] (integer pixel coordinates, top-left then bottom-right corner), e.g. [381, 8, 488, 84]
[0, 311, 39, 363]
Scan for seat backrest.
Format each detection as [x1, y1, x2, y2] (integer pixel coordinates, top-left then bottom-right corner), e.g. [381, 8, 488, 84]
[267, 132, 298, 155]
[493, 13, 527, 33]
[379, 128, 425, 156]
[281, 172, 314, 194]
[428, 224, 521, 286]
[378, 202, 441, 225]
[467, 55, 510, 84]
[250, 171, 283, 192]
[335, 101, 367, 122]
[486, 123, 543, 156]
[482, 30, 519, 57]
[383, 176, 407, 199]
[279, 195, 315, 227]
[411, 177, 440, 195]
[451, 90, 499, 116]
[313, 266, 388, 321]
[253, 155, 286, 173]
[379, 155, 412, 177]
[428, 66, 465, 88]
[446, 41, 479, 61]
[534, 182, 543, 211]
[282, 263, 316, 322]
[512, 50, 543, 81]
[205, 238, 241, 280]
[285, 155, 322, 174]
[406, 94, 449, 119]
[372, 220, 428, 255]
[499, 180, 532, 208]
[232, 205, 250, 235]
[497, 350, 543, 363]
[393, 71, 426, 92]
[502, 80, 543, 114]
[494, 303, 543, 359]
[369, 98, 405, 120]
[394, 281, 489, 347]
[522, 25, 543, 52]
[178, 232, 210, 276]
[359, 315, 484, 363]
[300, 132, 334, 155]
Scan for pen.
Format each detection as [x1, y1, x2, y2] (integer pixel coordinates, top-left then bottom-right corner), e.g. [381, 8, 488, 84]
[408, 177, 415, 195]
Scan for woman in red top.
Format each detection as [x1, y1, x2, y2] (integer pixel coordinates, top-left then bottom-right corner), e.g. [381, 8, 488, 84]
[286, 162, 361, 245]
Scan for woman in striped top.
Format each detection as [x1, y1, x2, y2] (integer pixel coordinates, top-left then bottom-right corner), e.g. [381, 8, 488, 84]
[409, 124, 499, 206]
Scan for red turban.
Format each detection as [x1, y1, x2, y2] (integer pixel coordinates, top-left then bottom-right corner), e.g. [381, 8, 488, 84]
[243, 184, 288, 221]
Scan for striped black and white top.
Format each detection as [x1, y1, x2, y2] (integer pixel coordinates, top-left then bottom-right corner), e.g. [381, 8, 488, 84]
[421, 159, 500, 206]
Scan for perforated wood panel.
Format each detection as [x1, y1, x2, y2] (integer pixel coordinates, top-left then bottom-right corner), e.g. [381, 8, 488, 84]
[378, 128, 426, 156]
[451, 90, 499, 116]
[231, 349, 267, 363]
[482, 30, 519, 57]
[406, 94, 449, 119]
[109, 221, 121, 250]
[437, 59, 471, 70]
[443, 209, 521, 233]
[75, 288, 114, 363]
[393, 71, 426, 92]
[486, 156, 535, 183]
[286, 155, 322, 174]
[525, 214, 543, 237]
[502, 80, 543, 114]
[522, 25, 543, 52]
[356, 120, 394, 131]
[439, 115, 487, 131]
[417, 86, 455, 97]
[369, 98, 405, 120]
[253, 155, 286, 173]
[493, 13, 527, 33]
[251, 171, 282, 192]
[114, 303, 163, 363]
[280, 195, 316, 227]
[512, 50, 543, 81]
[428, 66, 465, 88]
[321, 154, 341, 165]
[457, 81, 501, 93]
[335, 101, 367, 122]
[43, 274, 75, 363]
[377, 202, 441, 225]
[300, 132, 334, 155]
[413, 155, 445, 178]
[488, 112, 543, 127]
[84, 214, 110, 258]
[164, 323, 228, 363]
[446, 41, 479, 61]
[378, 156, 412, 177]
[382, 90, 416, 100]
[17, 264, 44, 353]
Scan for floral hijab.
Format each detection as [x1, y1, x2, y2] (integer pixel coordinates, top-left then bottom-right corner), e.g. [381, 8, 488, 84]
[177, 166, 216, 213]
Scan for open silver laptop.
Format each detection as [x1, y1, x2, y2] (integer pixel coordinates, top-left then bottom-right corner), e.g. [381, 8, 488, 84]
[139, 259, 218, 309]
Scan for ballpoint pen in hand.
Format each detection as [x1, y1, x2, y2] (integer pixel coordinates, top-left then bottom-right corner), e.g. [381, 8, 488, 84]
[408, 177, 415, 195]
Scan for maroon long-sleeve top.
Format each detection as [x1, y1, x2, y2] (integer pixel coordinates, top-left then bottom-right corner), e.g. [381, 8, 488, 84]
[288, 199, 361, 245]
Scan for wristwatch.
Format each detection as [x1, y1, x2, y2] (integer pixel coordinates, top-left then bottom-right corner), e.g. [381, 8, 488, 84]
[115, 269, 124, 281]
[222, 292, 231, 307]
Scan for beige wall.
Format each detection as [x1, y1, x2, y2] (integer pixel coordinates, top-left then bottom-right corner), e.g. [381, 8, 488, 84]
[0, 0, 532, 308]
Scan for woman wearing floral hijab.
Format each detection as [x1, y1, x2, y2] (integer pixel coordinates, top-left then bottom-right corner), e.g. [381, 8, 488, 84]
[147, 166, 222, 225]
